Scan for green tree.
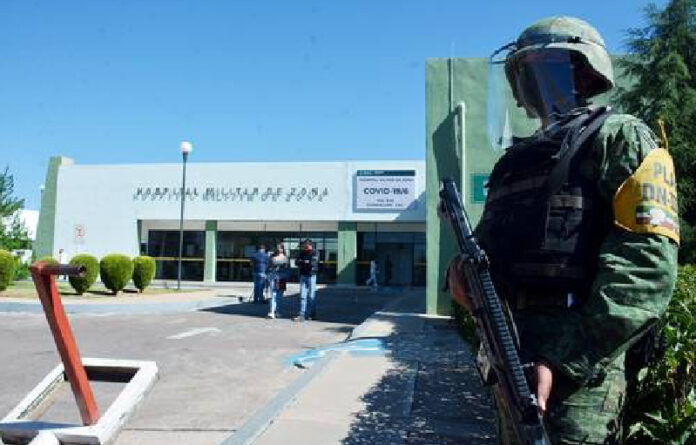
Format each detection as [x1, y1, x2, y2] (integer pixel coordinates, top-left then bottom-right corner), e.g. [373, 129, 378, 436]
[1, 214, 31, 251]
[0, 166, 30, 251]
[615, 0, 696, 263]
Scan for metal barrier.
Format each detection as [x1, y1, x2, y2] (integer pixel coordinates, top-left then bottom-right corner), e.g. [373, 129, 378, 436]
[0, 261, 158, 445]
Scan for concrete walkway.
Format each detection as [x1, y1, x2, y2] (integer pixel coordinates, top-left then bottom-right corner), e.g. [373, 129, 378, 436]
[225, 292, 496, 445]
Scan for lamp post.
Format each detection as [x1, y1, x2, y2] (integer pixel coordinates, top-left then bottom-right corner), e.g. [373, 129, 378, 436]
[177, 141, 193, 290]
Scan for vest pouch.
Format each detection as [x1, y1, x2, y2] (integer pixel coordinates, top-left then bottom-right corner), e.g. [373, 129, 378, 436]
[543, 189, 586, 254]
[482, 198, 548, 265]
[511, 188, 594, 287]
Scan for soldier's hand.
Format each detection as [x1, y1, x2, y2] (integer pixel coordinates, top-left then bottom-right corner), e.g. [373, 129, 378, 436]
[447, 257, 474, 313]
[536, 362, 553, 414]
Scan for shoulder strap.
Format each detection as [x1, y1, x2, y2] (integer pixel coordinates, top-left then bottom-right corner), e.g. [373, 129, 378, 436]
[545, 106, 614, 197]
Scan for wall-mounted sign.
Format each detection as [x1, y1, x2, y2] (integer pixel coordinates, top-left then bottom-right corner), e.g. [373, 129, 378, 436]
[132, 186, 329, 203]
[355, 170, 416, 210]
[470, 174, 490, 204]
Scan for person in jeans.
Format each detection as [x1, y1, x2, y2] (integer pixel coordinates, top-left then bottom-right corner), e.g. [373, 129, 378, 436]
[365, 258, 379, 290]
[250, 244, 269, 303]
[293, 239, 319, 322]
[267, 243, 289, 319]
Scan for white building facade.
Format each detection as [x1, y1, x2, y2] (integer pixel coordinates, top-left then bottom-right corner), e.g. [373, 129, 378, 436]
[36, 157, 426, 286]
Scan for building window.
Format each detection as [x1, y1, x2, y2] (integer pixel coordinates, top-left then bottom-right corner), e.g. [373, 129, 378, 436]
[357, 232, 426, 287]
[147, 230, 205, 281]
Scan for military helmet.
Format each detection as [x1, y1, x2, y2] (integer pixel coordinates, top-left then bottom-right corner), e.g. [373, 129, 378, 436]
[504, 16, 614, 101]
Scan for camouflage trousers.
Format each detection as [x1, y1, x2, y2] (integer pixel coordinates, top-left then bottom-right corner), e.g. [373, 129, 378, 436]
[494, 354, 626, 444]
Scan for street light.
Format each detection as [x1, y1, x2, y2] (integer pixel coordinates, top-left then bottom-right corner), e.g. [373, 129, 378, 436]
[177, 141, 193, 290]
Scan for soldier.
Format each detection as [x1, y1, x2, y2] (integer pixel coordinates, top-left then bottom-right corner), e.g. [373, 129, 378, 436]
[447, 17, 679, 444]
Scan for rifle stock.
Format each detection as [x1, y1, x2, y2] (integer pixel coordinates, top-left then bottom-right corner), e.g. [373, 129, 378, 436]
[439, 177, 551, 445]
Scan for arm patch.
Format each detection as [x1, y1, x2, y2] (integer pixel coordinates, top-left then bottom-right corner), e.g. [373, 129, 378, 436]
[613, 148, 680, 244]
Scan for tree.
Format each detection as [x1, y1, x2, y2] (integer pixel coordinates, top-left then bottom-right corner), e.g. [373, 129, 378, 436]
[615, 0, 696, 263]
[1, 214, 31, 251]
[0, 166, 30, 251]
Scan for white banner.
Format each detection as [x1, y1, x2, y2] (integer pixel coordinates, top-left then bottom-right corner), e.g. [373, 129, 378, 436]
[355, 170, 417, 210]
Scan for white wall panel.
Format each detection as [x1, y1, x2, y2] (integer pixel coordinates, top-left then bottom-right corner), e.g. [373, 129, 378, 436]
[52, 160, 425, 259]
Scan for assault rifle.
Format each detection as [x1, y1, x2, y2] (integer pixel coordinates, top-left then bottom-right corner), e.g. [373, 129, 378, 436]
[439, 177, 550, 445]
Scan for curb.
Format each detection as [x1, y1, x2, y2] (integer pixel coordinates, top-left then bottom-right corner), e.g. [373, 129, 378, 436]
[220, 293, 416, 445]
[220, 351, 339, 445]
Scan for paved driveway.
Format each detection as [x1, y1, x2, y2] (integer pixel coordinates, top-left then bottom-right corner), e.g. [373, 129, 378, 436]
[0, 288, 401, 444]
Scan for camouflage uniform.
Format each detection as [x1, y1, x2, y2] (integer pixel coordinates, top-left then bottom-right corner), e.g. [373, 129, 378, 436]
[478, 17, 679, 445]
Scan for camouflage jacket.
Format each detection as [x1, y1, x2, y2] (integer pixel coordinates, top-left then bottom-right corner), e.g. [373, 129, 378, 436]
[478, 113, 679, 386]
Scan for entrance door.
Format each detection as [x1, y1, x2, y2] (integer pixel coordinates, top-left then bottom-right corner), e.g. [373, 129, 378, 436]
[376, 242, 413, 286]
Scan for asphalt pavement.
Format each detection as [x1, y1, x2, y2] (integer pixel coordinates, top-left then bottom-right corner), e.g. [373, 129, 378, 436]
[0, 285, 394, 444]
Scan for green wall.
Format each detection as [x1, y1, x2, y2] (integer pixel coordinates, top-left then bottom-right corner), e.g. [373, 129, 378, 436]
[426, 58, 503, 315]
[35, 156, 74, 258]
[337, 221, 357, 284]
[204, 220, 217, 282]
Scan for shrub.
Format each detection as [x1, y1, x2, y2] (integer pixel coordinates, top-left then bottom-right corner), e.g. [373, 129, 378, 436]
[624, 265, 696, 443]
[132, 256, 156, 293]
[68, 254, 99, 295]
[38, 256, 58, 265]
[0, 250, 16, 291]
[452, 300, 479, 352]
[13, 257, 30, 280]
[99, 254, 133, 295]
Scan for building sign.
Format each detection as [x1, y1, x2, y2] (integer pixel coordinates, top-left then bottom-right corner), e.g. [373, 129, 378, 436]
[470, 173, 489, 204]
[132, 186, 329, 203]
[355, 170, 416, 210]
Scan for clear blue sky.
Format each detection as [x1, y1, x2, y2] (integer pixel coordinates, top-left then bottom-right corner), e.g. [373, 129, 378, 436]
[1, 0, 665, 210]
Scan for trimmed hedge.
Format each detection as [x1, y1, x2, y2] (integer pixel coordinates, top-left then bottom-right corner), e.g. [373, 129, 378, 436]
[38, 256, 59, 265]
[0, 250, 16, 291]
[132, 256, 156, 293]
[100, 254, 133, 295]
[68, 254, 99, 295]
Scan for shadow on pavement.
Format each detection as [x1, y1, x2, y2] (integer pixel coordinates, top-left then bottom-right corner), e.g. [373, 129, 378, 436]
[340, 307, 496, 444]
[200, 287, 401, 327]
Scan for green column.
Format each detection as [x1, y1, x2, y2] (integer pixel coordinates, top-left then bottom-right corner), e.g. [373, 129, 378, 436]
[337, 222, 357, 285]
[426, 58, 498, 315]
[204, 220, 217, 283]
[136, 220, 143, 253]
[35, 156, 74, 259]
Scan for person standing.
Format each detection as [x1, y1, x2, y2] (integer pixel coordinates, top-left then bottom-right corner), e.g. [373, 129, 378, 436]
[447, 17, 678, 443]
[57, 248, 67, 280]
[365, 258, 379, 290]
[294, 239, 319, 322]
[250, 244, 269, 304]
[267, 243, 289, 319]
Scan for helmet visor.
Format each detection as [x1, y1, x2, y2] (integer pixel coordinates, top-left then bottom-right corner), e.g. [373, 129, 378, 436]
[511, 50, 583, 118]
[487, 47, 539, 151]
[488, 47, 584, 150]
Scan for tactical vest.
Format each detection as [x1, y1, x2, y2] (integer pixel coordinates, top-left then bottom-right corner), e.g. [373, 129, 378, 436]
[477, 107, 614, 299]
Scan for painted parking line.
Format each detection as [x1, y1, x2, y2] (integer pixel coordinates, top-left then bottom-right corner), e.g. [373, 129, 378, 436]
[166, 327, 222, 340]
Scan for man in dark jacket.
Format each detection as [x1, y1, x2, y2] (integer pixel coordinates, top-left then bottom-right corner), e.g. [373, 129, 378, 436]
[250, 244, 269, 303]
[294, 239, 320, 321]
